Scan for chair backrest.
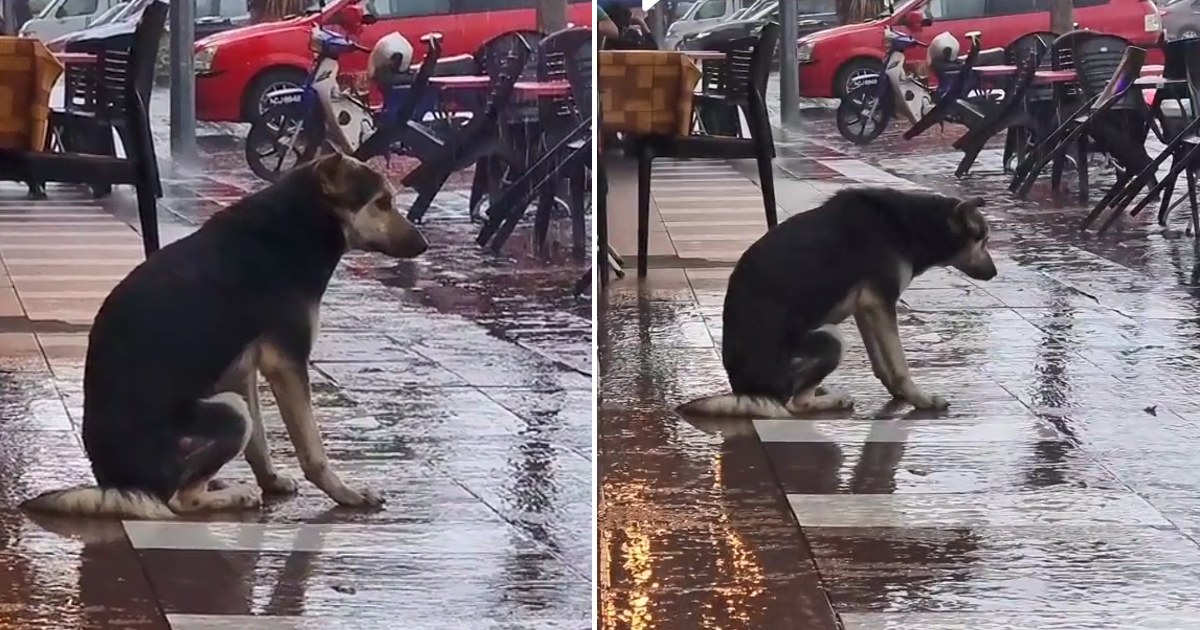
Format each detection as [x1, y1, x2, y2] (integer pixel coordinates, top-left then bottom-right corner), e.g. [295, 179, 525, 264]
[548, 27, 592, 120]
[476, 29, 542, 121]
[1165, 36, 1197, 81]
[1070, 33, 1136, 104]
[538, 26, 590, 127]
[99, 0, 167, 127]
[722, 20, 780, 102]
[1182, 38, 1200, 108]
[1051, 29, 1096, 72]
[1005, 31, 1056, 68]
[1006, 31, 1057, 103]
[1084, 44, 1147, 108]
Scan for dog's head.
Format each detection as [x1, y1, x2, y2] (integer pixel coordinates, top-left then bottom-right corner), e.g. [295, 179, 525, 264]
[945, 196, 996, 281]
[308, 152, 428, 258]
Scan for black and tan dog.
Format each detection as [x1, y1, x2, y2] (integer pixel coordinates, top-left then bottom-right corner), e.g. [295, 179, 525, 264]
[22, 152, 427, 518]
[679, 187, 996, 418]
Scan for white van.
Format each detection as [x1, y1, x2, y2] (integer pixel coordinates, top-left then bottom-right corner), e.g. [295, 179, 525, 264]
[664, 0, 754, 50]
[19, 0, 126, 41]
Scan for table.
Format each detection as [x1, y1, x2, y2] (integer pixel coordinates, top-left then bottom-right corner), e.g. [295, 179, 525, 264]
[513, 80, 571, 99]
[974, 64, 1017, 76]
[1034, 69, 1077, 84]
[430, 75, 491, 89]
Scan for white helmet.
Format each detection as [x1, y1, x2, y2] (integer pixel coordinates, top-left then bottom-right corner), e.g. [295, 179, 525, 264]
[928, 31, 960, 65]
[369, 32, 415, 80]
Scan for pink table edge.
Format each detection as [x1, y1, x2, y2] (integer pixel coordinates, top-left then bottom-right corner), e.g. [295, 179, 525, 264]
[430, 75, 490, 87]
[684, 51, 726, 60]
[514, 81, 571, 95]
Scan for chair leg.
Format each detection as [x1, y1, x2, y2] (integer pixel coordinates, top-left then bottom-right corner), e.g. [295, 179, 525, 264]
[135, 180, 160, 257]
[467, 156, 489, 221]
[1157, 172, 1179, 227]
[637, 144, 652, 278]
[569, 166, 586, 259]
[1082, 170, 1130, 231]
[598, 161, 609, 287]
[532, 178, 556, 256]
[755, 138, 778, 229]
[1076, 136, 1089, 205]
[406, 176, 446, 223]
[1187, 167, 1199, 234]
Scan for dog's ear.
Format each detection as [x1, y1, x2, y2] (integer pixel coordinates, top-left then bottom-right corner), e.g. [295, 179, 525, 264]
[951, 196, 989, 240]
[310, 150, 355, 198]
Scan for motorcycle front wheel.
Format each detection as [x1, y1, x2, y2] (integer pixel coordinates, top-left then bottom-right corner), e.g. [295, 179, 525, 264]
[245, 103, 322, 183]
[836, 84, 892, 146]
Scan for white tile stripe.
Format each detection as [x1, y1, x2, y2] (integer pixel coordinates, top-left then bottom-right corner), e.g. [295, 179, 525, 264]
[1, 244, 141, 250]
[753, 418, 1063, 443]
[786, 492, 1170, 528]
[123, 521, 519, 554]
[169, 616, 350, 630]
[822, 159, 924, 188]
[839, 613, 1192, 630]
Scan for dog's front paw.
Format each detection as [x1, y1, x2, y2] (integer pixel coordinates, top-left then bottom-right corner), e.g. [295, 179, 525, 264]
[329, 485, 386, 509]
[228, 483, 263, 509]
[904, 392, 949, 410]
[259, 474, 300, 496]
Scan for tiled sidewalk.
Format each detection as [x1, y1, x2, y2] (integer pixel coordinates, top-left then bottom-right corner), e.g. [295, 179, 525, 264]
[599, 150, 1200, 628]
[0, 177, 591, 629]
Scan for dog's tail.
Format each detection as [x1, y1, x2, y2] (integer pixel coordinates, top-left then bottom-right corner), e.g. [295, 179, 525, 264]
[677, 394, 793, 418]
[21, 486, 176, 520]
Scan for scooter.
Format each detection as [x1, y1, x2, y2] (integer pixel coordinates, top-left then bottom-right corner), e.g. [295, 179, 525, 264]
[836, 27, 994, 146]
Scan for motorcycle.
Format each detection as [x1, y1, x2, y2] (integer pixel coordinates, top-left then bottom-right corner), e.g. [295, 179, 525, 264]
[836, 27, 996, 146]
[244, 16, 466, 182]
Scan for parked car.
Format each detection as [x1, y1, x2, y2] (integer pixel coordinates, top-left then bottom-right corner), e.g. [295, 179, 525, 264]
[19, 0, 126, 41]
[798, 0, 1164, 99]
[194, 0, 594, 124]
[664, 0, 755, 50]
[46, 0, 250, 52]
[1159, 0, 1200, 39]
[677, 0, 837, 53]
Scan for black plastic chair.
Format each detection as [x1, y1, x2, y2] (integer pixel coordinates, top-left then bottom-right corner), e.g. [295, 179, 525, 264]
[631, 21, 780, 278]
[1091, 37, 1200, 233]
[1010, 35, 1146, 203]
[904, 34, 988, 140]
[401, 43, 528, 222]
[43, 2, 166, 201]
[478, 27, 592, 257]
[1, 0, 166, 257]
[954, 48, 1042, 176]
[353, 33, 445, 162]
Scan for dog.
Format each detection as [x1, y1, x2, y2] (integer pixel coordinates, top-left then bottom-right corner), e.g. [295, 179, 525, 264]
[21, 151, 428, 519]
[678, 187, 996, 418]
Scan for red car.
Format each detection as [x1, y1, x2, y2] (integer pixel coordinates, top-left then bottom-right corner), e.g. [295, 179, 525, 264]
[194, 0, 594, 123]
[797, 0, 1164, 99]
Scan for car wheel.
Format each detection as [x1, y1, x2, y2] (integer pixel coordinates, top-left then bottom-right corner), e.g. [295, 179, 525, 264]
[243, 68, 306, 122]
[834, 58, 883, 99]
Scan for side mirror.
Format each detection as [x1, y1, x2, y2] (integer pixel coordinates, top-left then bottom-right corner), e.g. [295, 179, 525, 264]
[361, 13, 378, 25]
[902, 11, 925, 30]
[921, 16, 934, 27]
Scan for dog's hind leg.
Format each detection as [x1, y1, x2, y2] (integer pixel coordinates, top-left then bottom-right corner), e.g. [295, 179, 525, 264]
[785, 325, 855, 414]
[167, 393, 263, 513]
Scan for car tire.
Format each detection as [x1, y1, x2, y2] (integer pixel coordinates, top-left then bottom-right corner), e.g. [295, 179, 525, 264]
[243, 68, 307, 123]
[834, 58, 883, 99]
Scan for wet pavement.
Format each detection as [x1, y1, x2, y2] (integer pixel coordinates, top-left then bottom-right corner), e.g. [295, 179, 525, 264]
[0, 115, 591, 627]
[599, 92, 1200, 628]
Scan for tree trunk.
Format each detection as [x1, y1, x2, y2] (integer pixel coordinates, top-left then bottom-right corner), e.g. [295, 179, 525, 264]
[838, 0, 886, 25]
[536, 0, 568, 33]
[1050, 0, 1074, 34]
